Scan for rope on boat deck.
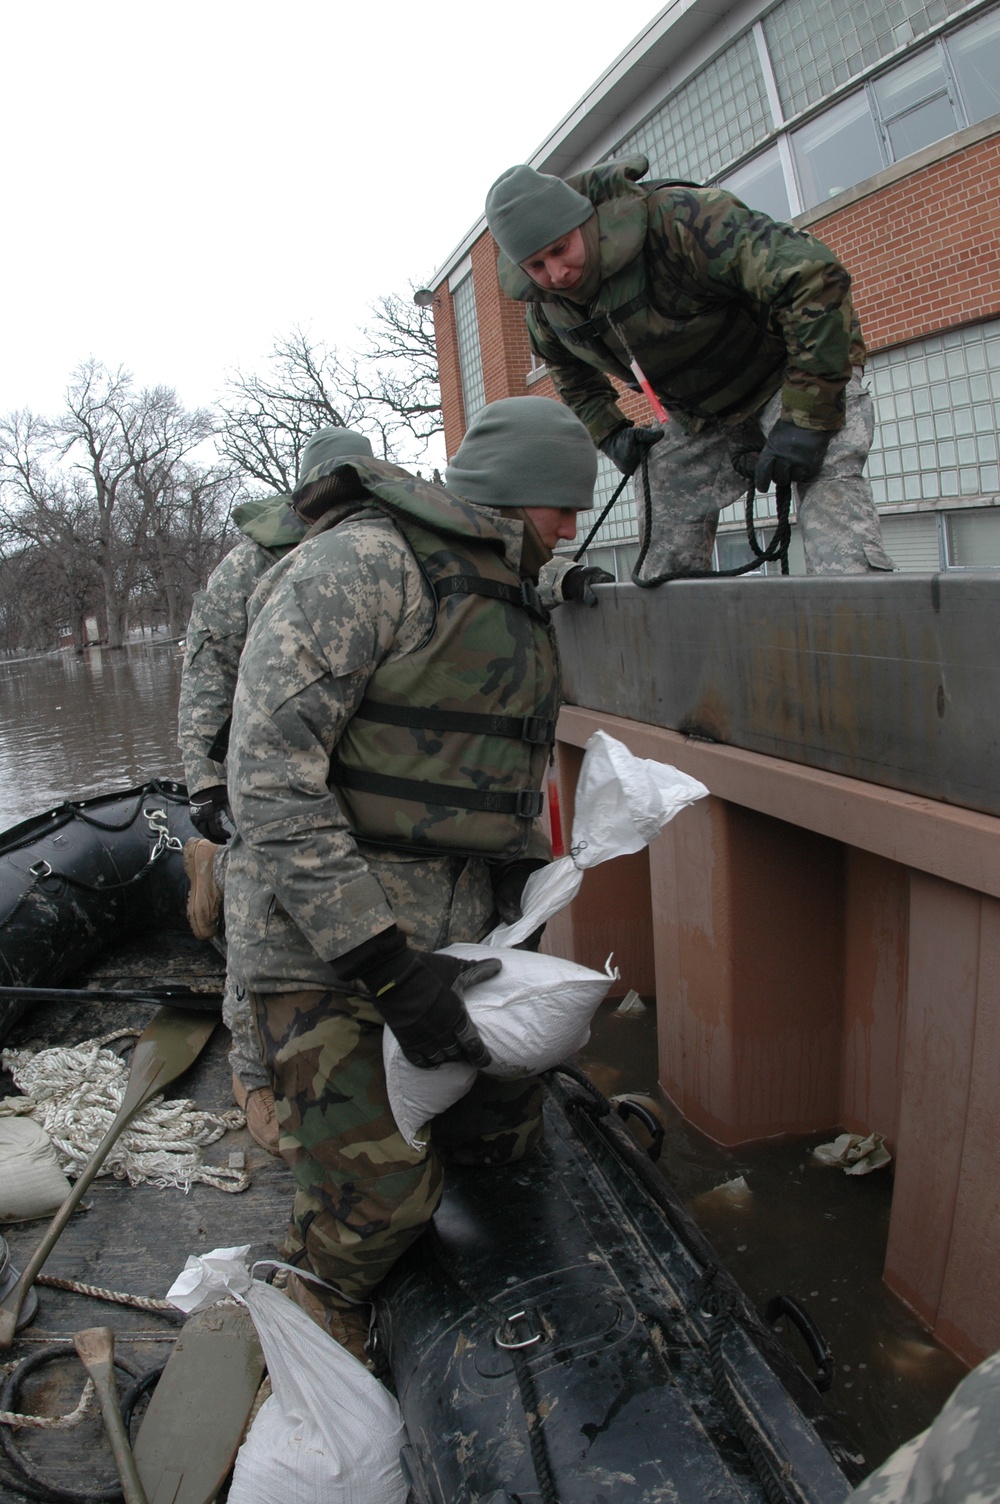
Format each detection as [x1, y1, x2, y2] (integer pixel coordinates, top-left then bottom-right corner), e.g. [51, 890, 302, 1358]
[0, 1031, 250, 1194]
[0, 1360, 95, 1429]
[35, 1274, 176, 1314]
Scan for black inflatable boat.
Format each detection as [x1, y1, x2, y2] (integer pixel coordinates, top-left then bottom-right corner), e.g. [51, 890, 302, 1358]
[0, 784, 866, 1503]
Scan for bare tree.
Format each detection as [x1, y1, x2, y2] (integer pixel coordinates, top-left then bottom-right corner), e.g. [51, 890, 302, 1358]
[216, 329, 366, 495]
[344, 292, 443, 462]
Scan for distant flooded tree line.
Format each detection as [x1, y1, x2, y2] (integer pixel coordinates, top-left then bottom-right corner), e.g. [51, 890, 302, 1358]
[0, 298, 441, 654]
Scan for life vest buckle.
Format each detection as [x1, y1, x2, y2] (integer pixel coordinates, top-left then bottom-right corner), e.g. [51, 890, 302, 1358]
[514, 789, 544, 819]
[520, 715, 554, 746]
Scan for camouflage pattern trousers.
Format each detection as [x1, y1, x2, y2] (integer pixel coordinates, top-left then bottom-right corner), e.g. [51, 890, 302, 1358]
[637, 371, 895, 579]
[251, 985, 543, 1306]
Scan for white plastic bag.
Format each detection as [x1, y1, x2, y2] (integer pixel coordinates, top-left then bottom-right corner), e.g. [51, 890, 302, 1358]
[485, 730, 709, 948]
[167, 1246, 406, 1504]
[384, 733, 708, 1146]
[384, 945, 616, 1147]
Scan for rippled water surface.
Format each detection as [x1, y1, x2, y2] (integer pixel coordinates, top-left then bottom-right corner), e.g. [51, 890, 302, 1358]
[0, 643, 184, 829]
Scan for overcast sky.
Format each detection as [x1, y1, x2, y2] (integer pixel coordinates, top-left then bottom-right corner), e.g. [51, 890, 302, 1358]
[1, 1, 660, 424]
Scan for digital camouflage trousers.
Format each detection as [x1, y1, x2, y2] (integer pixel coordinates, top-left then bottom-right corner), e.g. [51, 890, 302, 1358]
[251, 985, 543, 1306]
[637, 371, 895, 579]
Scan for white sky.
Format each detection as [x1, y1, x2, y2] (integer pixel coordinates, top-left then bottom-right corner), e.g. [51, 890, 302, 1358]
[1, 1, 659, 422]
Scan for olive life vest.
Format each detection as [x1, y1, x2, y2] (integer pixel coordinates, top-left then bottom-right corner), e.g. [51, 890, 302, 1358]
[314, 459, 559, 859]
[524, 161, 789, 424]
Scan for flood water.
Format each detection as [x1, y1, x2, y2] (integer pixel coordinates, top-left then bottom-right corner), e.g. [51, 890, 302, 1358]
[0, 643, 969, 1474]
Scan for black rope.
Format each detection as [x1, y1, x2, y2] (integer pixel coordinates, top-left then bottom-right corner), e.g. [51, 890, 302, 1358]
[701, 1280, 799, 1504]
[572, 472, 633, 562]
[631, 452, 792, 587]
[428, 1228, 561, 1504]
[0, 1344, 146, 1503]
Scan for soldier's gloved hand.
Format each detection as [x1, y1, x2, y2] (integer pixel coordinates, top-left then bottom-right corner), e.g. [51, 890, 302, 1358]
[562, 565, 615, 607]
[336, 926, 498, 1070]
[189, 784, 232, 843]
[598, 421, 663, 476]
[754, 421, 830, 491]
[490, 859, 547, 924]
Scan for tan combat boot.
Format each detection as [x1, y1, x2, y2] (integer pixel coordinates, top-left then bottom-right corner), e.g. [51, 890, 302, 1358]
[284, 1273, 374, 1368]
[231, 1074, 280, 1156]
[182, 838, 222, 939]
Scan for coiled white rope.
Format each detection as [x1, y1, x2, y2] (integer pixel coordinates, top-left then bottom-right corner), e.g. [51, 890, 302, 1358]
[0, 1360, 95, 1429]
[0, 1030, 249, 1194]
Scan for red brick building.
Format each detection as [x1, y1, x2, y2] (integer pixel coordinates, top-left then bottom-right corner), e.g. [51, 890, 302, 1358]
[424, 0, 1000, 576]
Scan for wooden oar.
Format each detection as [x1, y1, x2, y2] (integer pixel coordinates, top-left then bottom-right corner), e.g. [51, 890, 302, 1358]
[0, 1006, 216, 1348]
[74, 1326, 149, 1504]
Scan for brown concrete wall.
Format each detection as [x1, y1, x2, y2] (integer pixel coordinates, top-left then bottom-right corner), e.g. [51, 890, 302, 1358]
[553, 704, 1000, 1365]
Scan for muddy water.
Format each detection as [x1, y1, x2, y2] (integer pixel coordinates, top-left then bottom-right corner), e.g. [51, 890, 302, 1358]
[0, 643, 968, 1473]
[577, 998, 968, 1470]
[0, 643, 185, 828]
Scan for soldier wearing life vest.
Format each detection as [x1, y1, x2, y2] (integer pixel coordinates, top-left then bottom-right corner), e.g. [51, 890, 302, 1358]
[177, 428, 374, 1153]
[486, 157, 893, 578]
[223, 396, 597, 1359]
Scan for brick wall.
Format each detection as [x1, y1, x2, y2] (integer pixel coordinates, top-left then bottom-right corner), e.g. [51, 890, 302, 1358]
[435, 128, 1000, 447]
[810, 133, 1000, 352]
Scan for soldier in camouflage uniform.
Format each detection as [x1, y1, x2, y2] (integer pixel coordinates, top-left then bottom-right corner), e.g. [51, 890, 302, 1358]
[177, 428, 374, 1150]
[486, 156, 894, 577]
[223, 397, 597, 1357]
[847, 1348, 1000, 1504]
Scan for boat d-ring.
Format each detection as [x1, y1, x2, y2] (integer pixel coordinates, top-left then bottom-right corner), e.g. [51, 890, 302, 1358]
[29, 859, 53, 878]
[495, 1310, 542, 1350]
[144, 806, 183, 859]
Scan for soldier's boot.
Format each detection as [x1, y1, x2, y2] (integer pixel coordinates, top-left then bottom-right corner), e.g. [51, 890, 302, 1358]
[182, 838, 222, 940]
[231, 1073, 280, 1155]
[285, 1274, 374, 1368]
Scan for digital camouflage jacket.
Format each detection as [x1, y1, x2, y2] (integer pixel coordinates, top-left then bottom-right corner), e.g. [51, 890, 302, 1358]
[497, 156, 866, 441]
[224, 459, 555, 991]
[177, 496, 306, 795]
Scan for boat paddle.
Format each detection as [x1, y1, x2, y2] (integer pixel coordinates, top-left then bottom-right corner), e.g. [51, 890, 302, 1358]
[74, 1326, 150, 1504]
[0, 1006, 216, 1348]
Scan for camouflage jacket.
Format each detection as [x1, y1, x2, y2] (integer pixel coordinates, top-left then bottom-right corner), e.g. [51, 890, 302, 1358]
[177, 497, 305, 795]
[225, 463, 555, 992]
[498, 156, 866, 440]
[848, 1348, 1000, 1504]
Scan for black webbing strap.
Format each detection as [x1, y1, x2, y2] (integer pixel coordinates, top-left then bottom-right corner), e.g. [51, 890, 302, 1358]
[332, 762, 544, 819]
[435, 574, 548, 622]
[206, 715, 232, 764]
[564, 292, 651, 346]
[354, 699, 555, 745]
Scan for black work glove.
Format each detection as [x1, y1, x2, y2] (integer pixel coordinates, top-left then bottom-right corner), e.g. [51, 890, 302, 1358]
[562, 565, 615, 607]
[598, 421, 663, 476]
[754, 420, 830, 491]
[335, 926, 499, 1070]
[490, 858, 547, 925]
[189, 783, 232, 843]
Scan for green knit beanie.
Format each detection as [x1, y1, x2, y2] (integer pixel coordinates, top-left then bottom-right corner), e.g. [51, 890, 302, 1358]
[445, 398, 596, 512]
[485, 165, 594, 265]
[297, 427, 374, 487]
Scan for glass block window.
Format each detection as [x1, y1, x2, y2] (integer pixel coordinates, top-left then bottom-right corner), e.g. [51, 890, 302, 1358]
[764, 0, 971, 119]
[578, 453, 638, 549]
[452, 273, 486, 425]
[867, 321, 1000, 505]
[615, 32, 771, 184]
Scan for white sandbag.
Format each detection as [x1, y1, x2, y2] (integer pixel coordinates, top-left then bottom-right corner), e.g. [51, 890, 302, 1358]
[167, 1246, 406, 1504]
[384, 945, 615, 1148]
[0, 1118, 72, 1221]
[486, 729, 709, 947]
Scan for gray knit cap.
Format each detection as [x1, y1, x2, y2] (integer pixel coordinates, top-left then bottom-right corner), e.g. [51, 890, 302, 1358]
[486, 165, 594, 265]
[446, 398, 596, 512]
[297, 426, 373, 486]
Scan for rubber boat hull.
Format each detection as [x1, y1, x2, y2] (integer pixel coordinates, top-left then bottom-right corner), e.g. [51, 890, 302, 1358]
[0, 780, 198, 1040]
[378, 1068, 865, 1503]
